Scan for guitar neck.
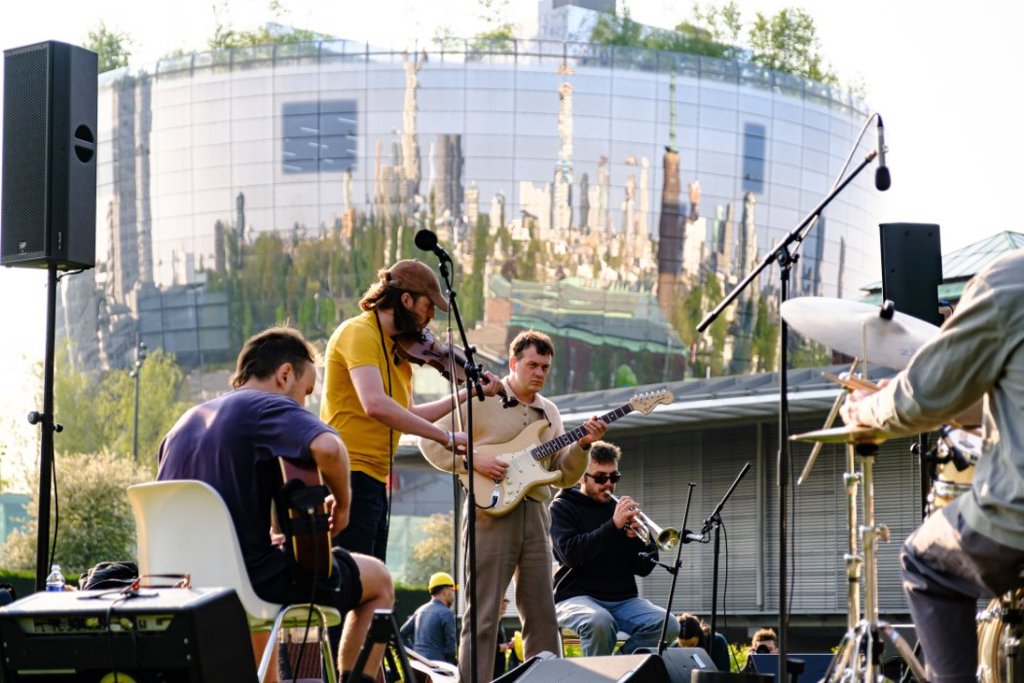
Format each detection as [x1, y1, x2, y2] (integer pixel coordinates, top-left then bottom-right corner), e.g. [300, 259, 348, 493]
[530, 403, 632, 461]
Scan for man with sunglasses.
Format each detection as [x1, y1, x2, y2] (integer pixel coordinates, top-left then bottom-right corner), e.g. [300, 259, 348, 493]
[550, 441, 680, 656]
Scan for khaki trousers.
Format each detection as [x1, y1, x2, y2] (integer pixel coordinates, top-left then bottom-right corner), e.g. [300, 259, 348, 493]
[458, 498, 560, 683]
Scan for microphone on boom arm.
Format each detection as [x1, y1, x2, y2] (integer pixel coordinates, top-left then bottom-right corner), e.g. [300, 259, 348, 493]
[874, 114, 891, 191]
[414, 229, 452, 262]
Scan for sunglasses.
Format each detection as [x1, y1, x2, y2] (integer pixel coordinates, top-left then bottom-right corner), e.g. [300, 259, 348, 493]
[585, 472, 621, 485]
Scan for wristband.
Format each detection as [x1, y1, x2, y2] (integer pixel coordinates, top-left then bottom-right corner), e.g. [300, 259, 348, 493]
[446, 431, 455, 449]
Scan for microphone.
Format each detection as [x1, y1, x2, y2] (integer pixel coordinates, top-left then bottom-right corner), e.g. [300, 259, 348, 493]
[874, 115, 891, 191]
[682, 529, 707, 544]
[414, 229, 451, 261]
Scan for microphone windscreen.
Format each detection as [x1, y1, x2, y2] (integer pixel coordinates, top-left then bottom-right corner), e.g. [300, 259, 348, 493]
[875, 166, 891, 191]
[414, 229, 439, 251]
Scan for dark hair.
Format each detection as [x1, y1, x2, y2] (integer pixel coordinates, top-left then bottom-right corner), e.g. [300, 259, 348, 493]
[430, 584, 451, 597]
[359, 275, 422, 334]
[509, 329, 554, 359]
[230, 327, 317, 388]
[359, 277, 404, 312]
[677, 613, 708, 649]
[589, 441, 621, 465]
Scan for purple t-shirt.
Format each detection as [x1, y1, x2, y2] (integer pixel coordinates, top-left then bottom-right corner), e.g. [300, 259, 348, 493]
[157, 388, 337, 589]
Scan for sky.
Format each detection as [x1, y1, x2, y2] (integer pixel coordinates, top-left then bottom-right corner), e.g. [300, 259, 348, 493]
[1, 0, 1021, 485]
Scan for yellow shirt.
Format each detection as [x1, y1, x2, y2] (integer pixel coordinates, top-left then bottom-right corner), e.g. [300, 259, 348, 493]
[321, 310, 413, 482]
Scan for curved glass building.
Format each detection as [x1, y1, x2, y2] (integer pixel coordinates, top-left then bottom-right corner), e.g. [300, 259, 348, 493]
[65, 36, 881, 389]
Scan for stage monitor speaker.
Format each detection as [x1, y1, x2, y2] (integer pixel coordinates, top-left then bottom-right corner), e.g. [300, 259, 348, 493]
[879, 223, 943, 327]
[495, 652, 670, 682]
[0, 586, 257, 681]
[2, 40, 97, 270]
[747, 653, 835, 683]
[661, 647, 718, 682]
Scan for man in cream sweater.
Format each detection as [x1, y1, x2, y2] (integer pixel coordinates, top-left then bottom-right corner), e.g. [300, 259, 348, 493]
[420, 330, 606, 682]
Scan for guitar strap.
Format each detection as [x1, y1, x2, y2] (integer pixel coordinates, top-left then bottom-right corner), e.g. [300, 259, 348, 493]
[374, 310, 395, 559]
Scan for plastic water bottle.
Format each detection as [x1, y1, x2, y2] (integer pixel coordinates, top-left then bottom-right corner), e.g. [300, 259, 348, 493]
[45, 564, 65, 592]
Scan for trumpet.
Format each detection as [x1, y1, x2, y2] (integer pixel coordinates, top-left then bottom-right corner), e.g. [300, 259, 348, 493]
[609, 493, 680, 551]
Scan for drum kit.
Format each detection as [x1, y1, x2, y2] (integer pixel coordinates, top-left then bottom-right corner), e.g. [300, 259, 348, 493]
[780, 297, 1022, 683]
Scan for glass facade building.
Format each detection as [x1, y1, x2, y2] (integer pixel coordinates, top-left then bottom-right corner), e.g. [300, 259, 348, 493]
[65, 38, 881, 380]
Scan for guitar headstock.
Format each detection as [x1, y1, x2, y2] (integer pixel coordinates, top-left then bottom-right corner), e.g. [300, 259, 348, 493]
[629, 390, 673, 415]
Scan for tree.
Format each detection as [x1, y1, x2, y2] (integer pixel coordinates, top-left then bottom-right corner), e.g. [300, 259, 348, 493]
[589, 7, 645, 47]
[404, 512, 454, 587]
[208, 0, 334, 51]
[0, 451, 145, 574]
[83, 22, 132, 73]
[470, 0, 517, 52]
[53, 346, 188, 472]
[748, 8, 837, 86]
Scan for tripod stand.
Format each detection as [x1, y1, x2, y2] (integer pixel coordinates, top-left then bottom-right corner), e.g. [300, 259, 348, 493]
[825, 441, 926, 683]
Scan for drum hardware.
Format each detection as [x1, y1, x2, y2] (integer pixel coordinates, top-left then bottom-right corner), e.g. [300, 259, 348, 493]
[977, 589, 1023, 683]
[790, 430, 928, 683]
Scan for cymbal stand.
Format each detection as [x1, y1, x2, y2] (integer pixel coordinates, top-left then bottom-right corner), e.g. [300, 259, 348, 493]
[843, 443, 862, 633]
[825, 442, 927, 683]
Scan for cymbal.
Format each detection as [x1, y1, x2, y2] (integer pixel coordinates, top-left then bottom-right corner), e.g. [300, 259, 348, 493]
[790, 424, 892, 444]
[780, 297, 940, 369]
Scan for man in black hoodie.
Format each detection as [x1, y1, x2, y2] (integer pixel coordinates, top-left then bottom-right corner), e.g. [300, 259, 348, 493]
[550, 441, 680, 656]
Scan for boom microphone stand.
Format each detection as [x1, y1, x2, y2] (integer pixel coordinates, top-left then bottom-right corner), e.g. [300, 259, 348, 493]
[697, 116, 883, 683]
[654, 481, 697, 655]
[703, 462, 750, 641]
[421, 233, 488, 683]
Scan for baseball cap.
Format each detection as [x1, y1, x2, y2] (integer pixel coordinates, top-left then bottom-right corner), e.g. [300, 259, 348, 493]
[385, 260, 449, 312]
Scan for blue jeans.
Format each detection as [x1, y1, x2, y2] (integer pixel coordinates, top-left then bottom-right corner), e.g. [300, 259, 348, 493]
[555, 595, 680, 656]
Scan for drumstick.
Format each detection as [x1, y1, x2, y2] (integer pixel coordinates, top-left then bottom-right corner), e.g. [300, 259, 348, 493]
[822, 372, 880, 394]
[799, 359, 861, 486]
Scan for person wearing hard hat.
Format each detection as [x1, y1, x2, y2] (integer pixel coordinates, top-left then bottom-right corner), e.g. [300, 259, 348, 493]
[400, 571, 458, 665]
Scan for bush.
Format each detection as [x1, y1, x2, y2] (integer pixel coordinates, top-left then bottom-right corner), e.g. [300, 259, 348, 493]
[0, 451, 147, 574]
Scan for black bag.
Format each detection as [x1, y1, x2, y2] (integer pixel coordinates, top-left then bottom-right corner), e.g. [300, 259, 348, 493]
[78, 561, 139, 591]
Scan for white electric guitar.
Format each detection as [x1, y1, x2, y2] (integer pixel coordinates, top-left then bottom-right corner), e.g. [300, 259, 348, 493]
[461, 390, 674, 517]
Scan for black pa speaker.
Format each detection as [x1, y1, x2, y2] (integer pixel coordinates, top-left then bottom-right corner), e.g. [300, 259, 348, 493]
[496, 653, 670, 682]
[661, 647, 718, 682]
[0, 586, 257, 681]
[747, 653, 835, 683]
[2, 40, 97, 270]
[879, 223, 943, 327]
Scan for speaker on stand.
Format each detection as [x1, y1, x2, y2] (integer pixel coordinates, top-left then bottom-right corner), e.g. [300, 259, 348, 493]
[2, 40, 97, 270]
[878, 222, 944, 518]
[1, 39, 98, 591]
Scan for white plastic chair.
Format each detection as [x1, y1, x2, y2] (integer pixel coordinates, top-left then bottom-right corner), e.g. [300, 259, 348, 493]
[128, 479, 342, 683]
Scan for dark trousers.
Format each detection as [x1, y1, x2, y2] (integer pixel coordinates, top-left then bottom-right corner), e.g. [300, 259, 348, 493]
[901, 497, 1024, 683]
[333, 471, 389, 561]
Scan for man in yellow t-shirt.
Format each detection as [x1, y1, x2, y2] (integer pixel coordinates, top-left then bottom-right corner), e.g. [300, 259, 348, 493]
[321, 259, 499, 559]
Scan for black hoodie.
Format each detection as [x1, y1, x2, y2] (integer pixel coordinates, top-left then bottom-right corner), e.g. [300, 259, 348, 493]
[550, 486, 657, 603]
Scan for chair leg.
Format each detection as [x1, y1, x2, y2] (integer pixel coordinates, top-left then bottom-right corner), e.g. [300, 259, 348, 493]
[259, 606, 338, 683]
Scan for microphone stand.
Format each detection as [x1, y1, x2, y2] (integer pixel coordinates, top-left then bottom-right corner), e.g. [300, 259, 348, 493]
[654, 481, 696, 656]
[697, 148, 878, 683]
[433, 254, 486, 683]
[703, 462, 750, 641]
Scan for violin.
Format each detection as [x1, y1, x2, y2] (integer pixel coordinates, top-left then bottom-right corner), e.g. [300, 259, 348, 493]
[393, 329, 517, 407]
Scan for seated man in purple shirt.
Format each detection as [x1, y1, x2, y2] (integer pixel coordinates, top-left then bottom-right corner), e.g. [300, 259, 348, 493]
[157, 326, 394, 683]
